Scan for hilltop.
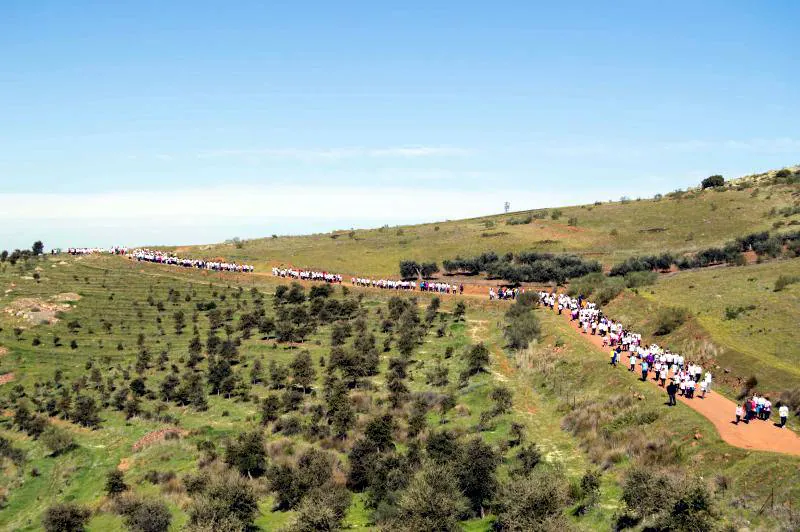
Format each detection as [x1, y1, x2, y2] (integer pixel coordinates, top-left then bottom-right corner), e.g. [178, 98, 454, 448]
[0, 166, 798, 532]
[171, 167, 800, 277]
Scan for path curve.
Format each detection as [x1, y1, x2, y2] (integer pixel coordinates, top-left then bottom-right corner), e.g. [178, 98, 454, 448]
[548, 306, 800, 456]
[122, 259, 800, 455]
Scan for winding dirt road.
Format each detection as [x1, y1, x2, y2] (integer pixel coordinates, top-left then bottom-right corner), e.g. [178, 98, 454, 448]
[548, 305, 800, 456]
[125, 259, 800, 456]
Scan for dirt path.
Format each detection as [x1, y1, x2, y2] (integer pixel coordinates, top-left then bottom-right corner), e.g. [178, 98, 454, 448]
[548, 306, 800, 456]
[117, 260, 800, 454]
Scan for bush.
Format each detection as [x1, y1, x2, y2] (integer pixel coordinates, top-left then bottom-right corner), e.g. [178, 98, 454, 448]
[105, 469, 128, 496]
[392, 462, 469, 532]
[188, 469, 258, 530]
[658, 482, 716, 532]
[624, 271, 658, 288]
[567, 273, 625, 305]
[774, 274, 800, 292]
[289, 483, 352, 532]
[120, 497, 172, 532]
[506, 214, 533, 226]
[493, 466, 571, 531]
[41, 425, 75, 456]
[653, 307, 689, 336]
[701, 175, 724, 189]
[224, 429, 267, 477]
[621, 468, 675, 519]
[42, 502, 91, 532]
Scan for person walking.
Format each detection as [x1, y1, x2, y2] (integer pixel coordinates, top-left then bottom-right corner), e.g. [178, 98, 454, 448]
[778, 403, 789, 428]
[666, 381, 677, 406]
[735, 404, 744, 424]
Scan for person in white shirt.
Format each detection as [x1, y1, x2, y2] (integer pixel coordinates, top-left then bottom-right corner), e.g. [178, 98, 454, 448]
[762, 398, 772, 421]
[735, 404, 744, 424]
[778, 403, 789, 428]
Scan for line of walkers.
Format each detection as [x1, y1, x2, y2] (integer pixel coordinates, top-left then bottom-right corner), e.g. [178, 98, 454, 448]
[272, 267, 343, 283]
[351, 277, 462, 293]
[130, 249, 254, 273]
[270, 267, 463, 294]
[489, 286, 523, 300]
[539, 291, 792, 430]
[67, 247, 128, 255]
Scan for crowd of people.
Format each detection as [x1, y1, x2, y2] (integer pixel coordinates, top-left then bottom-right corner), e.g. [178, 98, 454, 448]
[67, 247, 128, 255]
[269, 267, 465, 294]
[539, 291, 792, 430]
[489, 286, 523, 300]
[352, 278, 417, 290]
[420, 280, 463, 294]
[272, 267, 343, 283]
[352, 277, 461, 293]
[130, 249, 254, 273]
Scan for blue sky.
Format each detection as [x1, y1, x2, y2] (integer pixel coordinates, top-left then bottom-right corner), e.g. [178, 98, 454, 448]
[1, 1, 799, 249]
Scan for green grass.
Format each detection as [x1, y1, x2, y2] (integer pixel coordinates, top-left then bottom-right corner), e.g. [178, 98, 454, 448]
[518, 310, 800, 529]
[2, 169, 799, 531]
[0, 254, 603, 531]
[165, 178, 799, 277]
[605, 258, 800, 396]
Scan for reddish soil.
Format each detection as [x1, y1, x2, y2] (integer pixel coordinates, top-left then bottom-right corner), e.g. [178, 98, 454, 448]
[132, 428, 186, 452]
[548, 305, 800, 456]
[0, 373, 15, 385]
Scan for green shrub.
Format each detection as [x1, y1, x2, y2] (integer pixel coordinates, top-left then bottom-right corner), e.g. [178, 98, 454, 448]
[701, 175, 724, 189]
[42, 502, 91, 532]
[506, 214, 533, 226]
[568, 273, 625, 305]
[41, 425, 75, 456]
[392, 462, 469, 532]
[624, 271, 657, 288]
[775, 275, 800, 292]
[652, 307, 690, 336]
[493, 466, 571, 531]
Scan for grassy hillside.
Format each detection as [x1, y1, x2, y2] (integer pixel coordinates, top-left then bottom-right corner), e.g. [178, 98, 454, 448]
[170, 170, 800, 277]
[604, 258, 800, 398]
[1, 254, 798, 531]
[0, 255, 607, 531]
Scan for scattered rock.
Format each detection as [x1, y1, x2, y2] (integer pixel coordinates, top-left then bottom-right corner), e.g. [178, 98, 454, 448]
[694, 432, 703, 440]
[4, 297, 72, 324]
[52, 292, 81, 302]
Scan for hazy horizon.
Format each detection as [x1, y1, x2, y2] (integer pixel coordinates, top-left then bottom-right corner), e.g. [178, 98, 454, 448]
[3, 1, 799, 251]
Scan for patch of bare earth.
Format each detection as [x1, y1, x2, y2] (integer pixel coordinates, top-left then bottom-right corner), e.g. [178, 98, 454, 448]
[4, 295, 75, 324]
[132, 428, 187, 452]
[0, 346, 7, 357]
[52, 292, 81, 302]
[0, 373, 15, 385]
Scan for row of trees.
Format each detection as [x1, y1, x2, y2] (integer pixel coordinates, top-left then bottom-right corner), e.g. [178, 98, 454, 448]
[442, 251, 601, 284]
[0, 240, 44, 265]
[399, 260, 440, 280]
[609, 229, 800, 277]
